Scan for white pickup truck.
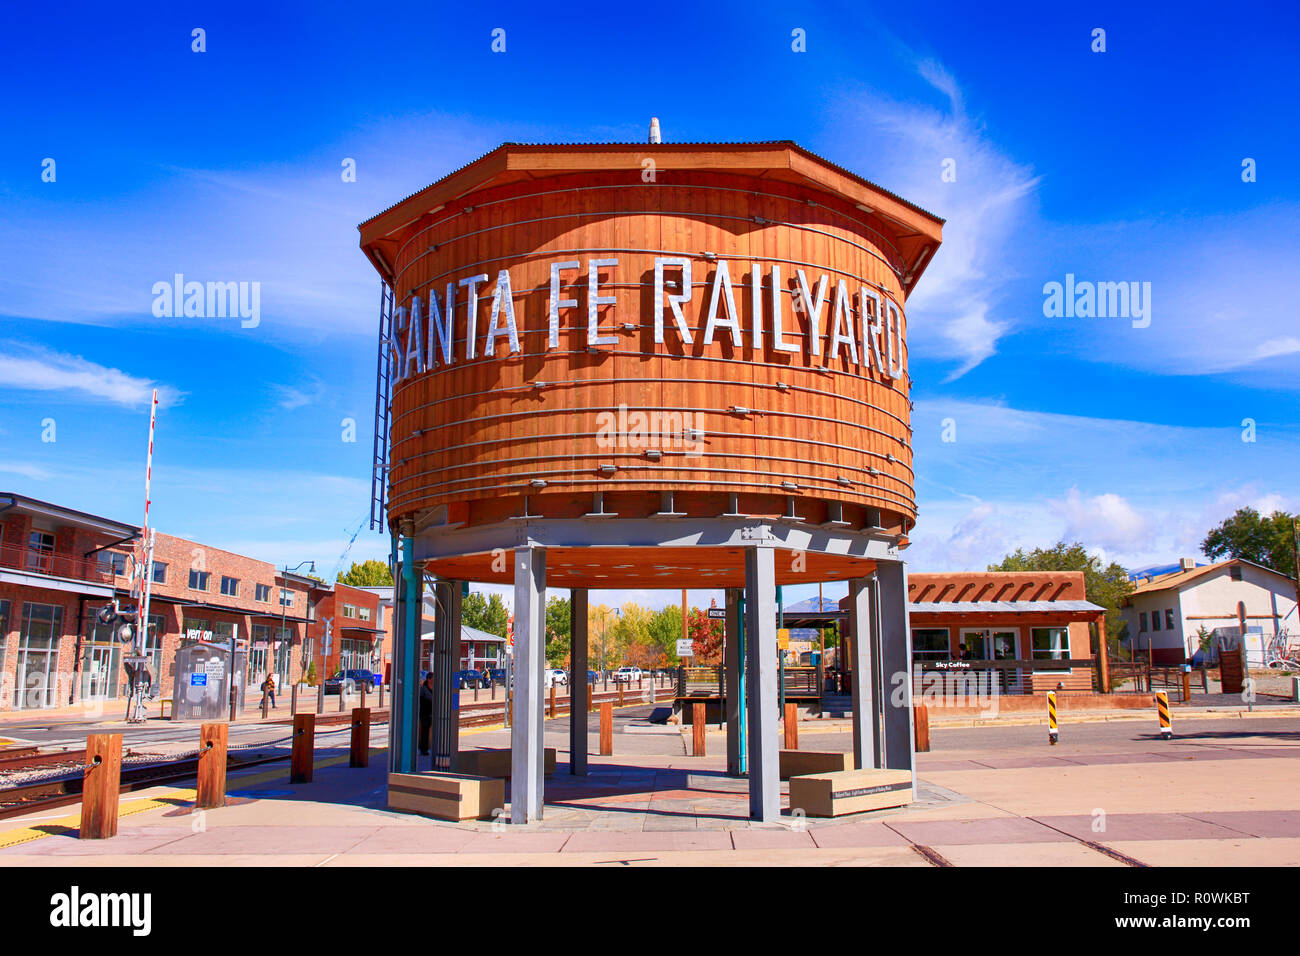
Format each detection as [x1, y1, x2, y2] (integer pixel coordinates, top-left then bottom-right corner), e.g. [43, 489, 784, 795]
[611, 666, 643, 684]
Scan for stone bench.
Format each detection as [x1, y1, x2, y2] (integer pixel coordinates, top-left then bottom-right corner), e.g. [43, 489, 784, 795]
[788, 768, 913, 817]
[779, 749, 854, 780]
[388, 772, 504, 822]
[458, 747, 556, 778]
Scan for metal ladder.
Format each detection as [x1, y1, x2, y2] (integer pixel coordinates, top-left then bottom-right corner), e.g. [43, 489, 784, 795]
[370, 281, 394, 532]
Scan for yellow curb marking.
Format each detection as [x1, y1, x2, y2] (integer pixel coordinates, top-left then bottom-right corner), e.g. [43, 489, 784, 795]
[0, 751, 366, 850]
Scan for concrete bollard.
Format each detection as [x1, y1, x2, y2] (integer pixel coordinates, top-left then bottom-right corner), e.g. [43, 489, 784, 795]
[196, 722, 228, 809]
[291, 713, 315, 783]
[599, 701, 613, 756]
[79, 733, 122, 840]
[1047, 691, 1059, 745]
[1156, 691, 1172, 740]
[350, 708, 371, 768]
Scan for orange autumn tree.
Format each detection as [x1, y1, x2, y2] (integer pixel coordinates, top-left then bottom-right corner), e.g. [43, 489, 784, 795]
[688, 608, 723, 665]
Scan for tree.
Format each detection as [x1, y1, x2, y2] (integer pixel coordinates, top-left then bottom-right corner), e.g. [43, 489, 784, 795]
[648, 606, 682, 665]
[337, 559, 394, 586]
[989, 541, 1133, 653]
[688, 608, 723, 665]
[463, 592, 508, 637]
[545, 595, 571, 667]
[1201, 507, 1298, 580]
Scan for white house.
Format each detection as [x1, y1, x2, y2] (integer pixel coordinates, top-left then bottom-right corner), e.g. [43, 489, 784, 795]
[1120, 558, 1298, 665]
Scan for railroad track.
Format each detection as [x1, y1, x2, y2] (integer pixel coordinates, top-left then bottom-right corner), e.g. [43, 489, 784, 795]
[0, 721, 388, 821]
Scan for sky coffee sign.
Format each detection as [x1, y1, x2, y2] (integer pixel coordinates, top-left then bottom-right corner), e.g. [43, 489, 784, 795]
[387, 256, 908, 383]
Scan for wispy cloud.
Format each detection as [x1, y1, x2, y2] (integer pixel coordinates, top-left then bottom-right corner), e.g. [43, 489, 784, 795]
[825, 57, 1040, 379]
[0, 342, 181, 408]
[271, 381, 325, 410]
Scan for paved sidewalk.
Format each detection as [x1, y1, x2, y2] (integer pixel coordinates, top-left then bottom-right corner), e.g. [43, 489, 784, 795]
[2, 715, 1299, 866]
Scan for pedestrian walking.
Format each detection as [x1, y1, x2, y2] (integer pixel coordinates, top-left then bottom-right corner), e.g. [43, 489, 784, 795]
[262, 672, 277, 710]
[418, 671, 435, 756]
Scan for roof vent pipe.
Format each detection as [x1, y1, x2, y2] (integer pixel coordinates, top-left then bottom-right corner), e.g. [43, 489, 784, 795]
[649, 117, 661, 144]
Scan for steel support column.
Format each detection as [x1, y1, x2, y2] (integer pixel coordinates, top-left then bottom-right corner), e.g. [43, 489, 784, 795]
[569, 588, 589, 776]
[875, 561, 916, 794]
[724, 587, 742, 776]
[743, 547, 780, 821]
[510, 546, 547, 823]
[391, 523, 421, 774]
[432, 580, 462, 772]
[847, 575, 882, 772]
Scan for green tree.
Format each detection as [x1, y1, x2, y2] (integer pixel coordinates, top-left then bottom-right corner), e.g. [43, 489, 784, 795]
[988, 541, 1133, 655]
[648, 606, 682, 665]
[1201, 507, 1298, 579]
[337, 559, 394, 587]
[463, 592, 508, 637]
[545, 595, 571, 667]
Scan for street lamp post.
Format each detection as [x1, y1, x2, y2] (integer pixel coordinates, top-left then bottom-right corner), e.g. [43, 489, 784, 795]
[278, 560, 316, 718]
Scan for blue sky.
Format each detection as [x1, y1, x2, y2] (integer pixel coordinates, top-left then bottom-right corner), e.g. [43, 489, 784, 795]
[2, 1, 1297, 611]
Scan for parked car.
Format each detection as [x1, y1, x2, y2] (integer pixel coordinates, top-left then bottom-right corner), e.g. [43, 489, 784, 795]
[588, 670, 599, 684]
[324, 669, 376, 695]
[544, 668, 567, 687]
[611, 666, 643, 683]
[453, 669, 483, 689]
[485, 668, 507, 684]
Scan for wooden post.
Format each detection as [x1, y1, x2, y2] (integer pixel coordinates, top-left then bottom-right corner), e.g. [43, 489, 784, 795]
[549, 683, 556, 718]
[350, 707, 370, 768]
[618, 682, 625, 706]
[1096, 613, 1110, 693]
[196, 723, 228, 808]
[913, 704, 931, 753]
[783, 702, 798, 750]
[290, 683, 298, 716]
[599, 701, 613, 756]
[1181, 668, 1192, 703]
[587, 684, 594, 713]
[79, 733, 122, 839]
[692, 701, 706, 756]
[360, 683, 367, 709]
[290, 712, 315, 783]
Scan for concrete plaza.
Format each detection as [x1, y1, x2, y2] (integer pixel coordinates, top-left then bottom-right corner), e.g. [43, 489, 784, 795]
[2, 707, 1298, 867]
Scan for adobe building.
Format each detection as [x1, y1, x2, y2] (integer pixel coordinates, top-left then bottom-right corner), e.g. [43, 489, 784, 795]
[1121, 557, 1298, 665]
[359, 139, 944, 822]
[839, 569, 1107, 708]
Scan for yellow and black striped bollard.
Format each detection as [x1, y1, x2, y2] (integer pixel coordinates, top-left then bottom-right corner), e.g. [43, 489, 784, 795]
[1047, 691, 1058, 745]
[1156, 691, 1172, 740]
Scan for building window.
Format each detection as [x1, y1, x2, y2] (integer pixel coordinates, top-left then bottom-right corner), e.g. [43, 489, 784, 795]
[0, 599, 10, 685]
[220, 576, 240, 597]
[910, 628, 950, 662]
[189, 569, 210, 591]
[15, 602, 62, 709]
[1138, 612, 1148, 633]
[152, 561, 167, 584]
[256, 584, 271, 602]
[359, 606, 372, 622]
[342, 604, 357, 619]
[1165, 609, 1175, 630]
[1151, 612, 1161, 632]
[279, 588, 293, 607]
[1030, 627, 1070, 664]
[25, 531, 54, 573]
[97, 551, 127, 575]
[1229, 565, 1243, 581]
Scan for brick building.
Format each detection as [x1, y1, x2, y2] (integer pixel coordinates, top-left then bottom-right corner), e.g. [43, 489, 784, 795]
[0, 491, 322, 711]
[308, 582, 384, 681]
